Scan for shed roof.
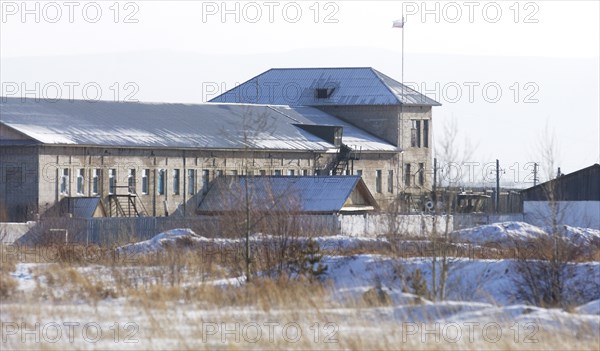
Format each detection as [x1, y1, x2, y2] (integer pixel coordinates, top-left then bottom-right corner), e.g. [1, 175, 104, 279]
[0, 97, 396, 152]
[521, 164, 600, 201]
[59, 197, 106, 218]
[198, 176, 378, 214]
[210, 67, 441, 106]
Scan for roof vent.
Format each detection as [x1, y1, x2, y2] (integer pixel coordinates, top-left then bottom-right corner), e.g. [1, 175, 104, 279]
[315, 88, 335, 99]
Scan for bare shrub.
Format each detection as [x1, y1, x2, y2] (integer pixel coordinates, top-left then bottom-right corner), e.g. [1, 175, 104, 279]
[512, 232, 583, 308]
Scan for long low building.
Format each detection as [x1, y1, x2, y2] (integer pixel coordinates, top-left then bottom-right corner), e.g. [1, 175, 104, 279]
[0, 98, 397, 220]
[521, 164, 600, 229]
[0, 67, 440, 222]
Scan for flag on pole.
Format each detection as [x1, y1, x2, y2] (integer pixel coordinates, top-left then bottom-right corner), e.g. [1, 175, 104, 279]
[392, 17, 405, 28]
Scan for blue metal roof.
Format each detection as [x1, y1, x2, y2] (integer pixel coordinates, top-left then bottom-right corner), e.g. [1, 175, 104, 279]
[0, 98, 396, 152]
[198, 176, 377, 213]
[59, 197, 104, 218]
[210, 67, 441, 106]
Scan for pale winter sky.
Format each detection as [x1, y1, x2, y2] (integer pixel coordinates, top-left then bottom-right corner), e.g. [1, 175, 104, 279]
[1, 0, 599, 186]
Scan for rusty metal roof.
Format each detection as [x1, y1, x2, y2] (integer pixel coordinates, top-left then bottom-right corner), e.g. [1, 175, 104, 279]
[210, 67, 441, 106]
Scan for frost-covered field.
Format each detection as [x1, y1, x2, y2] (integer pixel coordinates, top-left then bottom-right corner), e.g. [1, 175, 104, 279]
[2, 222, 599, 350]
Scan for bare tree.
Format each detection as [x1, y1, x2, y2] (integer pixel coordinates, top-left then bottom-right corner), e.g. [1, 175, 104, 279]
[428, 117, 475, 301]
[514, 123, 577, 307]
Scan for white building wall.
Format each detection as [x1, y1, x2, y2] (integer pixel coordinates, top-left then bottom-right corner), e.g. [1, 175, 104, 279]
[523, 201, 600, 229]
[339, 214, 453, 237]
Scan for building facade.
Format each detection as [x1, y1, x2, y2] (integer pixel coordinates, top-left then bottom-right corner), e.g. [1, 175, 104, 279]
[211, 67, 440, 201]
[1, 67, 439, 222]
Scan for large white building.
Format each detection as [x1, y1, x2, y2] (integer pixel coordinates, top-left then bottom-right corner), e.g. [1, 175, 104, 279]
[0, 67, 440, 222]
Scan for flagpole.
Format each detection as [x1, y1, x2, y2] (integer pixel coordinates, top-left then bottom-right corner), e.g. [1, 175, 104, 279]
[402, 17, 404, 99]
[392, 16, 405, 192]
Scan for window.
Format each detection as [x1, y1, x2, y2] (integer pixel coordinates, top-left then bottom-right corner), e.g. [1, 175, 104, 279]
[274, 170, 282, 176]
[302, 170, 308, 176]
[345, 169, 351, 175]
[187, 169, 195, 195]
[411, 120, 421, 148]
[173, 169, 180, 195]
[60, 168, 69, 194]
[287, 170, 295, 176]
[202, 170, 210, 194]
[418, 163, 425, 186]
[388, 170, 394, 193]
[375, 170, 382, 193]
[404, 164, 411, 187]
[92, 169, 100, 195]
[356, 170, 363, 177]
[229, 170, 238, 176]
[142, 169, 149, 194]
[246, 170, 254, 176]
[259, 170, 266, 176]
[109, 169, 117, 194]
[423, 120, 429, 148]
[128, 169, 136, 194]
[76, 168, 84, 195]
[216, 170, 224, 177]
[157, 169, 165, 195]
[316, 88, 334, 99]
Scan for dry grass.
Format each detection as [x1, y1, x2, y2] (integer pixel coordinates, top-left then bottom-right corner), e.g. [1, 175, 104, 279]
[1, 233, 598, 350]
[1, 298, 598, 351]
[1, 244, 18, 298]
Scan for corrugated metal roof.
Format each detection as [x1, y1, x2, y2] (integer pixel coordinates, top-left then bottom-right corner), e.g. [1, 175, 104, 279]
[211, 67, 441, 106]
[0, 97, 396, 152]
[0, 98, 336, 151]
[269, 106, 397, 152]
[198, 176, 376, 213]
[60, 197, 104, 218]
[521, 164, 600, 201]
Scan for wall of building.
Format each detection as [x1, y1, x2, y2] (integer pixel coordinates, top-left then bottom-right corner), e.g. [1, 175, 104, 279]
[349, 153, 398, 207]
[318, 105, 402, 146]
[319, 105, 433, 197]
[35, 146, 398, 217]
[0, 145, 39, 222]
[523, 201, 600, 229]
[339, 213, 453, 237]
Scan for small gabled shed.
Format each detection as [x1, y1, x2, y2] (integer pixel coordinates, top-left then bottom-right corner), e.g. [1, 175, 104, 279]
[198, 176, 378, 215]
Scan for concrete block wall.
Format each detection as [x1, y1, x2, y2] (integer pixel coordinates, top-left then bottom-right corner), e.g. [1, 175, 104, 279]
[320, 104, 433, 196]
[33, 146, 398, 217]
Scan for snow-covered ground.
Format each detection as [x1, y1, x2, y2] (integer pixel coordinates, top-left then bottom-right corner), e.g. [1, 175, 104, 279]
[450, 222, 600, 251]
[3, 222, 599, 350]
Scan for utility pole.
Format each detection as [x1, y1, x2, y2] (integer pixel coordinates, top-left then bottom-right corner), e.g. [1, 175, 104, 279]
[495, 159, 500, 213]
[533, 162, 538, 186]
[432, 158, 437, 204]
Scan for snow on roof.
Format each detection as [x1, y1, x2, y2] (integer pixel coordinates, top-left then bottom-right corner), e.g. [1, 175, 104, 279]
[0, 97, 396, 152]
[210, 67, 441, 106]
[270, 105, 397, 152]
